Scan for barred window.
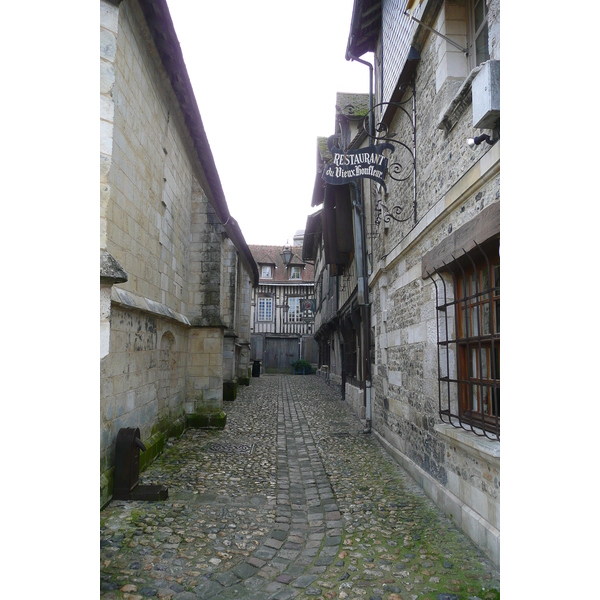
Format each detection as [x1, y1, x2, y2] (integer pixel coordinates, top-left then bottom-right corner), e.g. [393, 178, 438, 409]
[456, 248, 499, 431]
[258, 297, 273, 321]
[429, 237, 499, 439]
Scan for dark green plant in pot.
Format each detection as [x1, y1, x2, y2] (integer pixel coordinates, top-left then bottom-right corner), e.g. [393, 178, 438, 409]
[291, 359, 312, 374]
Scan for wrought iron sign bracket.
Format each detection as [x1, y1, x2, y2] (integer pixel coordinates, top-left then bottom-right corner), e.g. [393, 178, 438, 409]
[362, 82, 418, 228]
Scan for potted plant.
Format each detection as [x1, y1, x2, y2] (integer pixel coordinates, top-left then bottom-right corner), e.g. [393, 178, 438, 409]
[291, 359, 312, 375]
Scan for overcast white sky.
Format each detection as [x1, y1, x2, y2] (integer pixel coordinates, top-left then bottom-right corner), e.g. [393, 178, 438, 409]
[166, 0, 369, 247]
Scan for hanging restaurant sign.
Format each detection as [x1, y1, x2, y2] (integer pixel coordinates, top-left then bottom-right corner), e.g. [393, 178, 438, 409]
[322, 142, 394, 190]
[302, 298, 316, 313]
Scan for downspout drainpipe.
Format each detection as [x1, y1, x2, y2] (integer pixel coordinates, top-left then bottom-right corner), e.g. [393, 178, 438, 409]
[351, 182, 372, 434]
[346, 47, 374, 434]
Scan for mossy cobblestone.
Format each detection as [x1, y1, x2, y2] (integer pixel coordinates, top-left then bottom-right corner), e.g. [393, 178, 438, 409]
[101, 375, 499, 599]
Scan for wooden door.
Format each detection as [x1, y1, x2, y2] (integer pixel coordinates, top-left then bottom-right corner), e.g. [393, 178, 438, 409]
[264, 337, 299, 372]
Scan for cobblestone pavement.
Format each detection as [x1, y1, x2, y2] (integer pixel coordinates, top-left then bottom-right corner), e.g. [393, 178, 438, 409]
[101, 375, 500, 600]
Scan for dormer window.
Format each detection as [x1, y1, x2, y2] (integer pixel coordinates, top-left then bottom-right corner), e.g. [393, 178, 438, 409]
[261, 265, 272, 279]
[290, 266, 302, 280]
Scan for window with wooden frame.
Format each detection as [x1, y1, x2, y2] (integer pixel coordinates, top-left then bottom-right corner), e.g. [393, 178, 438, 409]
[290, 266, 302, 280]
[257, 296, 273, 321]
[428, 236, 500, 439]
[260, 265, 272, 279]
[469, 0, 490, 69]
[455, 242, 499, 434]
[287, 297, 302, 323]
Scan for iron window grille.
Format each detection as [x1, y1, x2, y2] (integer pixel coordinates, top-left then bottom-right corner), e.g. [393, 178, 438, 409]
[427, 238, 499, 440]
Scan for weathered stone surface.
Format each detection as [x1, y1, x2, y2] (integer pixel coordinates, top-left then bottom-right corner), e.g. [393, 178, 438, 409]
[100, 376, 499, 599]
[100, 0, 255, 510]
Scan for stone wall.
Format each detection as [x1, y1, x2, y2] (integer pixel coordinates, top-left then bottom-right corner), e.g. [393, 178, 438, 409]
[367, 0, 500, 564]
[186, 327, 224, 409]
[235, 259, 253, 381]
[100, 0, 252, 505]
[345, 383, 365, 420]
[107, 0, 196, 312]
[100, 0, 120, 251]
[100, 303, 187, 473]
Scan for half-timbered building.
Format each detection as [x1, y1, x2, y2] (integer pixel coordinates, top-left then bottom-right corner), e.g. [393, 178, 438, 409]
[248, 240, 317, 373]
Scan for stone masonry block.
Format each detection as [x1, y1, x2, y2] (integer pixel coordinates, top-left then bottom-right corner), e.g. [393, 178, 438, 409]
[100, 0, 119, 34]
[100, 94, 115, 123]
[100, 60, 115, 94]
[203, 338, 221, 354]
[100, 29, 117, 62]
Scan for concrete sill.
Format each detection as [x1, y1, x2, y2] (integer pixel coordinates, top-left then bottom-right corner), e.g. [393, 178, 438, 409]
[434, 422, 499, 465]
[436, 66, 482, 133]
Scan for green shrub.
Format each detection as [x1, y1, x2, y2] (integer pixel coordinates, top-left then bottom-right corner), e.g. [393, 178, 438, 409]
[291, 359, 312, 374]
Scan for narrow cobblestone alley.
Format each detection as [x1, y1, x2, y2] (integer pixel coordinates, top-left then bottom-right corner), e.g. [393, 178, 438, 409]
[101, 375, 500, 600]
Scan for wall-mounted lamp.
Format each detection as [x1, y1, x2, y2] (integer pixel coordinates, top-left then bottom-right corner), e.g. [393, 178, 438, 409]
[280, 245, 293, 267]
[466, 133, 498, 149]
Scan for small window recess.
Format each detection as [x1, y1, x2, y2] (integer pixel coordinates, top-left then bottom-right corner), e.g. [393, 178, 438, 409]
[403, 10, 468, 54]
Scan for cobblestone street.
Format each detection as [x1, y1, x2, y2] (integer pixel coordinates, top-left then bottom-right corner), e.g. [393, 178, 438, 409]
[101, 375, 500, 599]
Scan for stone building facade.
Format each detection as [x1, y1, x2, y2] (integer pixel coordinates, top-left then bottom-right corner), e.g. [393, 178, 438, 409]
[100, 0, 258, 507]
[306, 0, 500, 564]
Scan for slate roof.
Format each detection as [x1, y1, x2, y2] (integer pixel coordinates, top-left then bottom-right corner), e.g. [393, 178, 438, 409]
[335, 92, 370, 119]
[248, 245, 314, 284]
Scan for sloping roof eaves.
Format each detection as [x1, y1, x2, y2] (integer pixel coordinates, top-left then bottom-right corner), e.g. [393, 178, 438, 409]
[137, 0, 259, 286]
[302, 210, 323, 263]
[346, 0, 382, 59]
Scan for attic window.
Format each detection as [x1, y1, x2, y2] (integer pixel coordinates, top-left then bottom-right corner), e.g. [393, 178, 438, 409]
[261, 265, 272, 279]
[290, 266, 302, 280]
